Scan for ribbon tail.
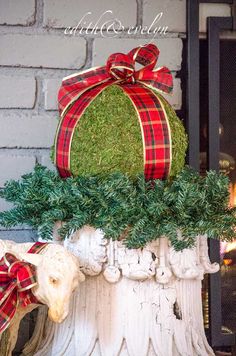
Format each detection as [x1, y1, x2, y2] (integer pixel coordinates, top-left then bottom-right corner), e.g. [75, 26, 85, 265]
[27, 242, 48, 254]
[55, 81, 117, 178]
[0, 292, 17, 333]
[117, 83, 172, 180]
[58, 66, 109, 116]
[136, 67, 173, 95]
[152, 92, 173, 178]
[0, 283, 16, 306]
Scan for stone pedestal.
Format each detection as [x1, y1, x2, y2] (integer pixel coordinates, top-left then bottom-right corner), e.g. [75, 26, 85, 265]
[23, 226, 219, 356]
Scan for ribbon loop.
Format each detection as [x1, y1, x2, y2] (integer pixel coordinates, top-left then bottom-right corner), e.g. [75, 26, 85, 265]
[128, 43, 159, 72]
[0, 242, 47, 333]
[106, 52, 134, 80]
[5, 254, 35, 291]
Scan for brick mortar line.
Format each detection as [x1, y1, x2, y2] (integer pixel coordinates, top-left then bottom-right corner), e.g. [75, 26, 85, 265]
[0, 147, 54, 150]
[0, 26, 182, 38]
[0, 107, 53, 112]
[86, 37, 94, 68]
[136, 0, 143, 27]
[36, 76, 44, 112]
[0, 108, 57, 115]
[34, 76, 38, 110]
[0, 58, 97, 72]
[0, 106, 58, 117]
[0, 67, 79, 77]
[0, 146, 53, 149]
[0, 148, 50, 154]
[35, 0, 44, 27]
[0, 228, 37, 232]
[0, 65, 85, 71]
[0, 63, 181, 71]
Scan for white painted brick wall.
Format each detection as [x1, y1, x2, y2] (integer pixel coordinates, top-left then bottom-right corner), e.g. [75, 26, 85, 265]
[40, 152, 56, 171]
[0, 76, 36, 108]
[143, 0, 186, 33]
[0, 34, 86, 69]
[93, 38, 183, 71]
[0, 199, 13, 213]
[0, 155, 36, 187]
[44, 79, 61, 110]
[0, 113, 58, 148]
[43, 0, 137, 28]
[163, 78, 182, 110]
[0, 230, 38, 242]
[0, 0, 35, 25]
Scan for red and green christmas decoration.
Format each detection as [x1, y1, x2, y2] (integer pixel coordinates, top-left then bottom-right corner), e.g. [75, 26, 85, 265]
[52, 43, 187, 180]
[0, 44, 235, 251]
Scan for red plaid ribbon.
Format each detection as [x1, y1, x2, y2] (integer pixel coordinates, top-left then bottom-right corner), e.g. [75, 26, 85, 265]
[55, 43, 173, 180]
[0, 242, 47, 333]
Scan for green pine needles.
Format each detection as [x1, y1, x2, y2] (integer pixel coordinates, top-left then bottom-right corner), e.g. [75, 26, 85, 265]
[0, 164, 235, 251]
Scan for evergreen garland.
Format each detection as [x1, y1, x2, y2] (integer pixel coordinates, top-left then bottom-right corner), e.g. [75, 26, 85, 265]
[0, 164, 235, 251]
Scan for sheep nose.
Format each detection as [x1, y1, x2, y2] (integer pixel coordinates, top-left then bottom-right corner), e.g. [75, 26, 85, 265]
[48, 302, 69, 323]
[48, 308, 64, 323]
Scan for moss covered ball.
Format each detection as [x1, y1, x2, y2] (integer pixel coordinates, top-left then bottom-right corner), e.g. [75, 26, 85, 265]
[52, 85, 187, 179]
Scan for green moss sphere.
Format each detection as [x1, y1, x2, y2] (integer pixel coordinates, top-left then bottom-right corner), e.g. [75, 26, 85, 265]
[52, 85, 187, 178]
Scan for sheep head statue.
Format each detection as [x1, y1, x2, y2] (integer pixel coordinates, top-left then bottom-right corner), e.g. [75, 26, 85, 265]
[18, 243, 85, 323]
[0, 240, 85, 356]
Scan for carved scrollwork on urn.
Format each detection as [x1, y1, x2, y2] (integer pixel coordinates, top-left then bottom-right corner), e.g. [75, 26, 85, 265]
[53, 223, 219, 284]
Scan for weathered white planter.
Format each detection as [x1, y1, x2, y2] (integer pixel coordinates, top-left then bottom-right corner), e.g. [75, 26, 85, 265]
[23, 226, 219, 356]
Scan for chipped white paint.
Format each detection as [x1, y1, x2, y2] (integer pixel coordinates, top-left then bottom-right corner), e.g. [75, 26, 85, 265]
[27, 226, 218, 356]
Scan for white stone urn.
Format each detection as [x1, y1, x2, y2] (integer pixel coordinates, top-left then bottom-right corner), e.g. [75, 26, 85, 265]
[23, 225, 219, 356]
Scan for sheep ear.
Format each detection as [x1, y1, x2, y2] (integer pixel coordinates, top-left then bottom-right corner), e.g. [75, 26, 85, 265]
[19, 253, 43, 267]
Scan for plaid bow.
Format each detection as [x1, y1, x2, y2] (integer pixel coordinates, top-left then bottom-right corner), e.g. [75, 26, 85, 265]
[55, 43, 173, 180]
[0, 242, 47, 333]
